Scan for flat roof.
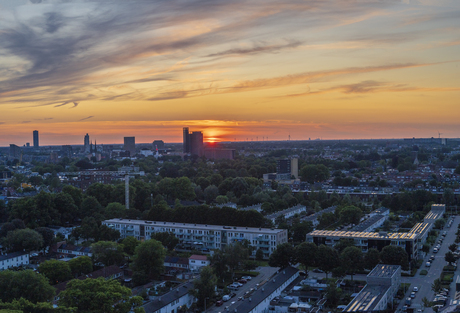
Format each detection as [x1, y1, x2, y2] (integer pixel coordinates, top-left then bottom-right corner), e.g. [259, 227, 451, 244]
[368, 264, 400, 278]
[103, 219, 285, 234]
[344, 285, 388, 313]
[352, 215, 385, 232]
[307, 230, 418, 240]
[233, 267, 299, 313]
[408, 222, 431, 236]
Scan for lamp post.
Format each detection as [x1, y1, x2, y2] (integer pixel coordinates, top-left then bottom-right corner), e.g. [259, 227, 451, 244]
[204, 297, 209, 313]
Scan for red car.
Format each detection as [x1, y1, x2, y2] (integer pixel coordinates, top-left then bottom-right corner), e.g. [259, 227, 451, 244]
[216, 300, 223, 307]
[238, 279, 247, 284]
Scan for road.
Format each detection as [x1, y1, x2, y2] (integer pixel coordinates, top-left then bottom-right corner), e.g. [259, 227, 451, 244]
[396, 216, 459, 313]
[207, 267, 280, 313]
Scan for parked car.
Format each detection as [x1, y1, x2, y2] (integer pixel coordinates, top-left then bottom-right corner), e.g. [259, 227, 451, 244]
[242, 276, 252, 280]
[434, 248, 439, 253]
[411, 292, 416, 298]
[413, 287, 418, 292]
[216, 300, 224, 306]
[313, 268, 324, 273]
[426, 261, 431, 267]
[238, 279, 247, 284]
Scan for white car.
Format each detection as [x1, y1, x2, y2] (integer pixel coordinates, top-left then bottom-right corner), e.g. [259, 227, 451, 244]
[413, 287, 418, 292]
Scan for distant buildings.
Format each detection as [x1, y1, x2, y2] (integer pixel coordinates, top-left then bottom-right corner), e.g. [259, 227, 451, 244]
[182, 128, 203, 156]
[84, 133, 90, 153]
[124, 137, 136, 156]
[203, 148, 235, 160]
[276, 158, 299, 179]
[33, 130, 39, 148]
[152, 140, 165, 150]
[9, 144, 21, 159]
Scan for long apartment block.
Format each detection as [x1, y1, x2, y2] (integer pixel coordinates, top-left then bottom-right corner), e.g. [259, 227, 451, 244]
[102, 219, 288, 258]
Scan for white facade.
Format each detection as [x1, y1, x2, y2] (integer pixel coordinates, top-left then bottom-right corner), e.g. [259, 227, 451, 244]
[143, 282, 196, 313]
[189, 255, 210, 271]
[102, 219, 288, 258]
[0, 252, 29, 270]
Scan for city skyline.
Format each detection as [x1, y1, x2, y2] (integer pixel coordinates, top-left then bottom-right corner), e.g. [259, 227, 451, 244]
[1, 0, 460, 146]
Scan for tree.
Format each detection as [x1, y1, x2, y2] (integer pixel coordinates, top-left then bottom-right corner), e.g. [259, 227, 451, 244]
[151, 232, 179, 251]
[325, 281, 342, 308]
[340, 246, 363, 281]
[449, 244, 457, 252]
[5, 228, 43, 252]
[339, 206, 363, 225]
[434, 218, 446, 230]
[364, 248, 380, 270]
[68, 256, 93, 277]
[203, 185, 219, 204]
[0, 219, 25, 237]
[317, 245, 339, 279]
[35, 227, 55, 253]
[0, 270, 55, 303]
[132, 239, 166, 282]
[380, 246, 409, 270]
[431, 278, 442, 293]
[291, 222, 313, 243]
[58, 277, 144, 313]
[38, 260, 72, 285]
[300, 164, 330, 183]
[105, 202, 126, 219]
[268, 243, 295, 268]
[91, 241, 125, 266]
[445, 251, 456, 265]
[255, 248, 264, 261]
[0, 298, 74, 312]
[122, 236, 139, 256]
[295, 242, 317, 274]
[81, 196, 103, 218]
[192, 266, 217, 308]
[97, 224, 121, 242]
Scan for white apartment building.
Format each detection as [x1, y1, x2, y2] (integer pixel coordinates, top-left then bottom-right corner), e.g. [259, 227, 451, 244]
[102, 219, 288, 258]
[0, 252, 29, 270]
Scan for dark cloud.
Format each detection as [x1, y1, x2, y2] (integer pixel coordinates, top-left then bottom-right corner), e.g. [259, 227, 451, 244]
[205, 40, 303, 57]
[79, 116, 94, 121]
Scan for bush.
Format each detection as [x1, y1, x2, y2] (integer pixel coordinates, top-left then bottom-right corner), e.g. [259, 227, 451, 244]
[420, 270, 428, 276]
[442, 273, 453, 282]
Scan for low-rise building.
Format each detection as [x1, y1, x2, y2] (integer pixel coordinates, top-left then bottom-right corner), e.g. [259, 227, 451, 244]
[344, 264, 401, 313]
[189, 255, 210, 272]
[57, 243, 92, 257]
[143, 281, 196, 313]
[102, 219, 288, 259]
[0, 251, 29, 270]
[232, 267, 299, 313]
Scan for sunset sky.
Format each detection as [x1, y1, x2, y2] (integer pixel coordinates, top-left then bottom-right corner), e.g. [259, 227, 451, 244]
[1, 0, 460, 146]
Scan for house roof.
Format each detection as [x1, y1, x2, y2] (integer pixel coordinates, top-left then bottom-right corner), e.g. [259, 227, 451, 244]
[189, 255, 207, 261]
[0, 251, 29, 261]
[143, 281, 194, 313]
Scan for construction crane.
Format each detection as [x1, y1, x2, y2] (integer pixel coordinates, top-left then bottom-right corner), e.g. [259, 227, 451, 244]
[60, 166, 144, 210]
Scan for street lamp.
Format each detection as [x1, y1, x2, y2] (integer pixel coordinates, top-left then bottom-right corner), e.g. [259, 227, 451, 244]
[204, 297, 209, 313]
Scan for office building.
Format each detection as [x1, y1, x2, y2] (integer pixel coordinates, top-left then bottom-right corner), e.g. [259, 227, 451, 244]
[102, 219, 288, 258]
[183, 127, 191, 153]
[84, 133, 90, 153]
[33, 130, 39, 148]
[190, 131, 203, 156]
[123, 137, 136, 156]
[276, 158, 299, 179]
[183, 128, 204, 156]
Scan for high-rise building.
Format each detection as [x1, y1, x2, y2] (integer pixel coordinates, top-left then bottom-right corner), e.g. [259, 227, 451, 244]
[190, 131, 203, 156]
[124, 137, 136, 156]
[9, 144, 21, 159]
[33, 130, 39, 148]
[183, 127, 191, 153]
[277, 159, 291, 174]
[84, 133, 90, 153]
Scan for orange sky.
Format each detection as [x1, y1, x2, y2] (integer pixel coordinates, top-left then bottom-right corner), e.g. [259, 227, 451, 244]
[1, 0, 460, 146]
